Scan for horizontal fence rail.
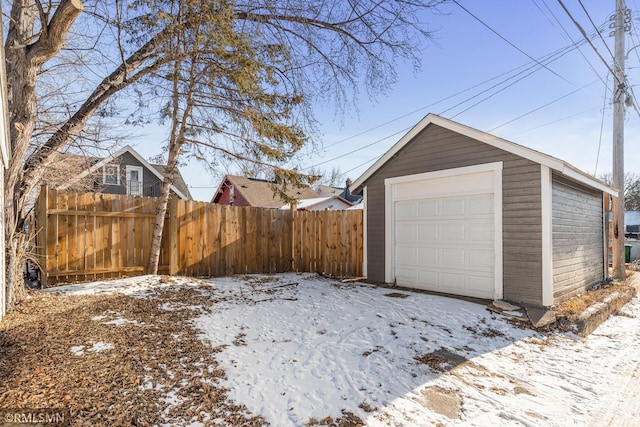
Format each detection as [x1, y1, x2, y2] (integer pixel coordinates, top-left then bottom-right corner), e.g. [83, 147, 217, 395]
[31, 187, 363, 286]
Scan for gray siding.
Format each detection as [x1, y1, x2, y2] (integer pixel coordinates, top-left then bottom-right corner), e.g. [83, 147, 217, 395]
[102, 152, 163, 197]
[552, 174, 604, 303]
[364, 124, 543, 306]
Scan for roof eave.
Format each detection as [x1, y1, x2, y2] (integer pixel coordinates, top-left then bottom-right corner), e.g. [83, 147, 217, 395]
[350, 113, 617, 196]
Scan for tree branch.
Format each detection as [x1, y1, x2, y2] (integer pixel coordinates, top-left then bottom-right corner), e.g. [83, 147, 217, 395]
[21, 27, 174, 196]
[27, 0, 83, 66]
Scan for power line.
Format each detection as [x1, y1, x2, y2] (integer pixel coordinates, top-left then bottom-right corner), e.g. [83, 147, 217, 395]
[304, 127, 409, 170]
[342, 153, 383, 175]
[556, 0, 620, 84]
[508, 106, 604, 137]
[305, 46, 574, 172]
[488, 79, 601, 132]
[625, 9, 640, 115]
[303, 7, 611, 176]
[577, 0, 617, 61]
[305, 43, 578, 158]
[594, 73, 610, 175]
[452, 0, 576, 87]
[305, 42, 599, 174]
[533, 0, 608, 86]
[445, 46, 583, 119]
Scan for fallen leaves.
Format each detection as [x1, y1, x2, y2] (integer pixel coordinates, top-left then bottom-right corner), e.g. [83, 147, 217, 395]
[0, 287, 265, 426]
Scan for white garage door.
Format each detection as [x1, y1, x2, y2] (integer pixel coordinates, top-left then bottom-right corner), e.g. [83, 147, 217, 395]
[390, 168, 499, 299]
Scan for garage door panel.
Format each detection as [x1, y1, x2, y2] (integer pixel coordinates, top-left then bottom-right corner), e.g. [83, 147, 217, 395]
[442, 199, 465, 215]
[395, 268, 417, 287]
[442, 223, 466, 240]
[416, 270, 439, 288]
[396, 246, 417, 264]
[393, 170, 497, 299]
[417, 247, 438, 264]
[396, 223, 417, 244]
[469, 196, 494, 214]
[441, 273, 466, 292]
[469, 223, 494, 241]
[394, 171, 494, 200]
[418, 200, 439, 216]
[469, 249, 493, 267]
[417, 223, 439, 240]
[441, 248, 464, 265]
[468, 275, 494, 294]
[396, 202, 416, 219]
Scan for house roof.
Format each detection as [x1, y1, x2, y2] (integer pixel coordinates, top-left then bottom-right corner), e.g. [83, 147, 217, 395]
[41, 152, 101, 191]
[279, 196, 353, 210]
[213, 175, 320, 208]
[317, 185, 343, 196]
[317, 184, 363, 204]
[350, 113, 617, 196]
[57, 145, 191, 200]
[149, 164, 192, 200]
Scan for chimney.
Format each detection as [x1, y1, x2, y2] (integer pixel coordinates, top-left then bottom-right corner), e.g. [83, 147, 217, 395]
[344, 178, 352, 198]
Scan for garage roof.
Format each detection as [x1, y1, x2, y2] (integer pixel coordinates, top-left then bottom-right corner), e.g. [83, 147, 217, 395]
[349, 114, 617, 196]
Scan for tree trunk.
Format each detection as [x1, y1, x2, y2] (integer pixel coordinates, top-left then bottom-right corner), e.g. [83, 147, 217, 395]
[4, 0, 82, 307]
[147, 142, 182, 275]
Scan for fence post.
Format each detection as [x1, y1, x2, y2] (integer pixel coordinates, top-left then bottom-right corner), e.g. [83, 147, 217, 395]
[35, 185, 49, 287]
[168, 197, 179, 275]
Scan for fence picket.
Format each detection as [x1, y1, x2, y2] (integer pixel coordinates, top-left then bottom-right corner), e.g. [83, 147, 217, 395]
[32, 187, 362, 285]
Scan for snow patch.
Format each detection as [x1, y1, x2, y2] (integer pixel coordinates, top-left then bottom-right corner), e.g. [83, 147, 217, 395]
[70, 342, 114, 356]
[103, 318, 144, 326]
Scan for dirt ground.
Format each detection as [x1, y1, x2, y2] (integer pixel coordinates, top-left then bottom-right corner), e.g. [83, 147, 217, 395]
[0, 284, 266, 426]
[0, 279, 365, 427]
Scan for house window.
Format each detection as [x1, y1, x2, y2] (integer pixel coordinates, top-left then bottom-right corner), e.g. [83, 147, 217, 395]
[104, 164, 120, 185]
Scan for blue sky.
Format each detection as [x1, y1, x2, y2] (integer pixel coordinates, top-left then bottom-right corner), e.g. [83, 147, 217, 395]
[133, 0, 640, 201]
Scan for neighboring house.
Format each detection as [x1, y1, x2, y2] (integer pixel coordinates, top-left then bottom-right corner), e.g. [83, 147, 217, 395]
[212, 175, 319, 208]
[0, 10, 10, 320]
[280, 196, 353, 211]
[58, 145, 192, 200]
[350, 113, 616, 308]
[622, 211, 640, 261]
[317, 178, 362, 204]
[624, 211, 640, 239]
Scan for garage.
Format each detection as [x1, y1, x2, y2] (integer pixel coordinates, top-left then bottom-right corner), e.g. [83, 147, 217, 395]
[351, 113, 615, 307]
[386, 165, 502, 299]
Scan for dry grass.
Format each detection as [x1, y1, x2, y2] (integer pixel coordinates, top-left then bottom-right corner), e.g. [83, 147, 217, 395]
[555, 282, 635, 317]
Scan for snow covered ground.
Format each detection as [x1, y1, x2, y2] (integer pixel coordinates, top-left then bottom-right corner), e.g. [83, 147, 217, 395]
[50, 273, 640, 426]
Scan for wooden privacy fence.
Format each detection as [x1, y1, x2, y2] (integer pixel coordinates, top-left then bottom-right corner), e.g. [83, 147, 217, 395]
[31, 187, 363, 286]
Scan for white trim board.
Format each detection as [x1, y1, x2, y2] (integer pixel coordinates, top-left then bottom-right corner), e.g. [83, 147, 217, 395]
[362, 186, 368, 278]
[541, 165, 553, 307]
[351, 113, 617, 197]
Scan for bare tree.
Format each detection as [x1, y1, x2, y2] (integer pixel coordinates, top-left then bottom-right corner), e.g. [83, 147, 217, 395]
[601, 172, 640, 211]
[307, 166, 344, 188]
[4, 0, 445, 306]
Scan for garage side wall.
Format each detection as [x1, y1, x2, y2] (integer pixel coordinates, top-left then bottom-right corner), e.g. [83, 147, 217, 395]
[551, 174, 604, 303]
[364, 124, 544, 306]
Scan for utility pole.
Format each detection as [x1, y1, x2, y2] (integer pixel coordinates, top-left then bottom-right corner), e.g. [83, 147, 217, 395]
[612, 0, 627, 280]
